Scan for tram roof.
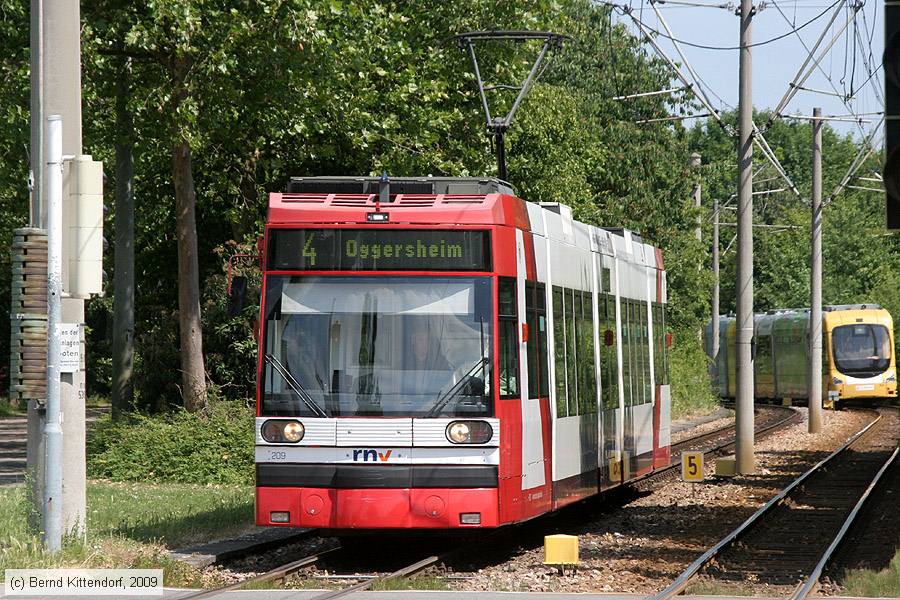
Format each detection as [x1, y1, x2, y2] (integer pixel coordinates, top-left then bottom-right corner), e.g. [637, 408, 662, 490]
[269, 177, 655, 262]
[270, 176, 528, 228]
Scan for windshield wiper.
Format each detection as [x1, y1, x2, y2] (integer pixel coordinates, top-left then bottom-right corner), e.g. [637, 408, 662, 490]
[264, 353, 329, 418]
[424, 357, 488, 418]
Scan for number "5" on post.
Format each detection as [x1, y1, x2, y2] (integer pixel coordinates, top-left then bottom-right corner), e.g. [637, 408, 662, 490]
[681, 451, 704, 483]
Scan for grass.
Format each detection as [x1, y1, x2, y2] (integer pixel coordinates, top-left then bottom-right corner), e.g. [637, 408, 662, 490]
[841, 551, 900, 597]
[0, 480, 254, 586]
[370, 575, 449, 591]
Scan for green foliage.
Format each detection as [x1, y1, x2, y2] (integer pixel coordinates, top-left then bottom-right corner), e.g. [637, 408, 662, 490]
[86, 400, 255, 484]
[668, 333, 719, 419]
[840, 552, 900, 598]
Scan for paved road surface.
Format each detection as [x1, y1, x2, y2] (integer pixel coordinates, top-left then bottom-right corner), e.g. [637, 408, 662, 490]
[0, 408, 106, 487]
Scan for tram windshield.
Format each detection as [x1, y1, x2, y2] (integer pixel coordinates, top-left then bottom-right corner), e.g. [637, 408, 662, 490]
[831, 324, 892, 376]
[260, 276, 493, 417]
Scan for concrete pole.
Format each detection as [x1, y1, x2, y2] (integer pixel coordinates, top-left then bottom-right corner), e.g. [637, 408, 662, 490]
[692, 153, 702, 242]
[29, 0, 43, 227]
[43, 115, 63, 553]
[809, 107, 824, 433]
[711, 198, 720, 385]
[735, 0, 756, 474]
[27, 0, 86, 539]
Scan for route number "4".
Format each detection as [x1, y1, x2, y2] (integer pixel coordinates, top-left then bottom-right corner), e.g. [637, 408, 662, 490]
[681, 451, 704, 483]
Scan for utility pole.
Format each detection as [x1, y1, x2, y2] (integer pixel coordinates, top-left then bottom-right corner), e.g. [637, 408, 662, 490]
[808, 107, 824, 433]
[27, 0, 87, 544]
[711, 197, 720, 385]
[735, 0, 756, 474]
[692, 153, 702, 242]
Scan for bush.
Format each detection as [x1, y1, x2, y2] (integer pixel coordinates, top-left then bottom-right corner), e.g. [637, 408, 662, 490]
[87, 400, 255, 485]
[668, 331, 720, 420]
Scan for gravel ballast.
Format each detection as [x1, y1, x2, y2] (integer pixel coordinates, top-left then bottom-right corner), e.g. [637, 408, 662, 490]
[450, 408, 874, 595]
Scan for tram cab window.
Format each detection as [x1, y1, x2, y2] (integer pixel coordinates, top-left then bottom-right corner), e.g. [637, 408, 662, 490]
[498, 277, 519, 398]
[831, 324, 892, 375]
[260, 275, 493, 417]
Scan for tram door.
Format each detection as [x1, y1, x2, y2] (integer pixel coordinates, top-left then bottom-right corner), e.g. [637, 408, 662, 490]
[516, 230, 545, 490]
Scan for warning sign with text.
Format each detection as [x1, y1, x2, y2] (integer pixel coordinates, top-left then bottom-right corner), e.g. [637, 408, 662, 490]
[58, 323, 81, 373]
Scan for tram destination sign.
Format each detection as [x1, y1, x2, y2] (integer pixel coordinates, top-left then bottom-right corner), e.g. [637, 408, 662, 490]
[268, 229, 491, 271]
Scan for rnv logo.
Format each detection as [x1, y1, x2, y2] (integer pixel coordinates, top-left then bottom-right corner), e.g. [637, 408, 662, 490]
[352, 449, 393, 462]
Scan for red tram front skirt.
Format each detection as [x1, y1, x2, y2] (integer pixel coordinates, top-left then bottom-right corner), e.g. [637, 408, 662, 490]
[256, 487, 499, 529]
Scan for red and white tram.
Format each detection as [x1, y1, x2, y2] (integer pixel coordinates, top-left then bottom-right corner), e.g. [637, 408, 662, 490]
[255, 177, 671, 529]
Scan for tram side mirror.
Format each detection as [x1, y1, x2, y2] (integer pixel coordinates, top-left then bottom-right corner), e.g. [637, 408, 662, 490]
[228, 275, 248, 317]
[665, 332, 673, 348]
[604, 330, 615, 347]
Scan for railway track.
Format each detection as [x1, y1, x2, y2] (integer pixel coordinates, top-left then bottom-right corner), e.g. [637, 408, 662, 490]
[650, 407, 900, 600]
[630, 404, 801, 492]
[181, 542, 443, 599]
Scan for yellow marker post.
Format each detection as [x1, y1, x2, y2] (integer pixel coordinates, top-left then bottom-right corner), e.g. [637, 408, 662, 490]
[681, 451, 704, 483]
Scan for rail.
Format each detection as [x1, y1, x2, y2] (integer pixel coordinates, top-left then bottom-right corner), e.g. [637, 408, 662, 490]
[181, 546, 339, 599]
[792, 444, 899, 600]
[648, 410, 884, 600]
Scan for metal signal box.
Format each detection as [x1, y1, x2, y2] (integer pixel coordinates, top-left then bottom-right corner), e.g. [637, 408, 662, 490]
[63, 155, 104, 297]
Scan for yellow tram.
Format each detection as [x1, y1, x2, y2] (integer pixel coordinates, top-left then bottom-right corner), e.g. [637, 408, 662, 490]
[707, 304, 896, 403]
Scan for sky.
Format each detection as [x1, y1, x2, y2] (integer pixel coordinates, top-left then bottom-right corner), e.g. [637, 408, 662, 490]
[612, 0, 884, 140]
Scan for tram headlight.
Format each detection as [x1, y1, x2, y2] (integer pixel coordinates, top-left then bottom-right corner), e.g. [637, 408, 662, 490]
[283, 421, 305, 442]
[261, 420, 304, 443]
[446, 420, 493, 444]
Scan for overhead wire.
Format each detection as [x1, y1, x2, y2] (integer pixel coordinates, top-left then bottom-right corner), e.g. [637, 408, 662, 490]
[604, 0, 843, 50]
[614, 1, 803, 197]
[766, 0, 874, 140]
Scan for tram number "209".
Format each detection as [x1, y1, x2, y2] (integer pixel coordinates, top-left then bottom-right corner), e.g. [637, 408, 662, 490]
[681, 451, 704, 483]
[268, 450, 287, 462]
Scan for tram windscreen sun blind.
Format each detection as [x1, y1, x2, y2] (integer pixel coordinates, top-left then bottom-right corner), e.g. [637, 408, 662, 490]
[268, 229, 491, 271]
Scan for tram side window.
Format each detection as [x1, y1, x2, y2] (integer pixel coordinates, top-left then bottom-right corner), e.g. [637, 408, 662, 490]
[498, 277, 519, 398]
[600, 295, 617, 411]
[632, 301, 641, 405]
[628, 300, 641, 406]
[661, 303, 669, 385]
[621, 301, 631, 407]
[579, 291, 596, 414]
[552, 286, 567, 417]
[652, 304, 663, 386]
[566, 288, 579, 416]
[574, 291, 586, 414]
[525, 282, 549, 398]
[537, 283, 549, 397]
[641, 302, 649, 404]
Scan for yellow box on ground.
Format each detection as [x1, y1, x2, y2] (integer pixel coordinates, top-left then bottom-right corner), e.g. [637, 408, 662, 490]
[544, 534, 579, 565]
[715, 456, 736, 477]
[681, 451, 704, 482]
